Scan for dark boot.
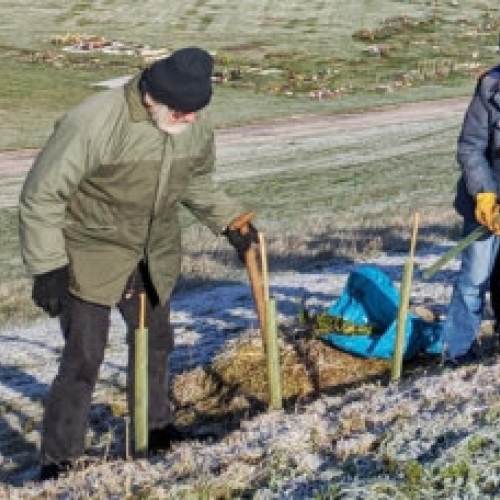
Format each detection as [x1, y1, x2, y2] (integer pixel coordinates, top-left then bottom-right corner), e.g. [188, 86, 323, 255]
[39, 460, 72, 481]
[148, 424, 217, 454]
[39, 458, 95, 481]
[148, 424, 185, 454]
[443, 349, 479, 369]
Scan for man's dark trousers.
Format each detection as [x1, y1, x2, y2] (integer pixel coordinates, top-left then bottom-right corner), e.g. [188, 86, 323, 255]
[41, 265, 174, 463]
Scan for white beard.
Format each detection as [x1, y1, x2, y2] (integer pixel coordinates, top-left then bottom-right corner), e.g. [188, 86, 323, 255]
[160, 121, 190, 135]
[150, 105, 190, 135]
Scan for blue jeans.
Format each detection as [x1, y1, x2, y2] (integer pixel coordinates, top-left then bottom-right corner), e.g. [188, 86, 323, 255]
[442, 220, 500, 358]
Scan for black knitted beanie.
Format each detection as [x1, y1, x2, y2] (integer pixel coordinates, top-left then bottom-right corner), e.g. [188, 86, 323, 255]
[140, 47, 213, 112]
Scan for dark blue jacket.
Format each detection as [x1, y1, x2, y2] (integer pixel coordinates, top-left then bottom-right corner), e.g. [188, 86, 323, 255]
[454, 66, 500, 221]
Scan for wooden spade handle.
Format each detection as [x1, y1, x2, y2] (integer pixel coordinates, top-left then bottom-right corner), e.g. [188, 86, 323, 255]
[229, 211, 266, 341]
[229, 211, 256, 233]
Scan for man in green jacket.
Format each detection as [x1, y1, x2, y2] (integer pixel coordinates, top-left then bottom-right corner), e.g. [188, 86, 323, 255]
[19, 47, 257, 481]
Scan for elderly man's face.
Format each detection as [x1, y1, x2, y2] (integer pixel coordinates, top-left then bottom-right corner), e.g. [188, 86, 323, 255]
[143, 93, 197, 135]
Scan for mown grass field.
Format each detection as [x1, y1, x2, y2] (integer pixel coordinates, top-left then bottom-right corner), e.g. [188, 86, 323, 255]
[1, 0, 500, 323]
[1, 0, 500, 148]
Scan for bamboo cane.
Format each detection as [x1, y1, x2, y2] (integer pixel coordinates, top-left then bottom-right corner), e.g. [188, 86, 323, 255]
[259, 232, 283, 410]
[392, 213, 420, 381]
[134, 292, 149, 457]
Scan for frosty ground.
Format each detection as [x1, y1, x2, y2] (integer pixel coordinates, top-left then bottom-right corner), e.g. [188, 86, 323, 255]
[3, 98, 500, 498]
[3, 239, 500, 499]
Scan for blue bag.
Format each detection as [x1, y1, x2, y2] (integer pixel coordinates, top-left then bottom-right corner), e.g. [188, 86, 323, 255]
[321, 265, 443, 360]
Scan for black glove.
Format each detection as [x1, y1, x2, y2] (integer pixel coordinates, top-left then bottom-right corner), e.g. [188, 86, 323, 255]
[32, 265, 70, 317]
[224, 223, 259, 261]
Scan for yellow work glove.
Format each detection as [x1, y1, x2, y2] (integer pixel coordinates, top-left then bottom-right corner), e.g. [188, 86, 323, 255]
[475, 192, 500, 233]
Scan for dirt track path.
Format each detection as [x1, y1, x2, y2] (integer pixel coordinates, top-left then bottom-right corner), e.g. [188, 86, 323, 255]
[0, 97, 468, 206]
[217, 96, 468, 144]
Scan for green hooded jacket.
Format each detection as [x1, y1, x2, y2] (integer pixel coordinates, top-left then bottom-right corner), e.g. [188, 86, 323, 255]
[19, 75, 244, 306]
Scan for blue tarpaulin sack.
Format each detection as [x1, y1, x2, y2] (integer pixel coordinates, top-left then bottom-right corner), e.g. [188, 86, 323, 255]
[321, 265, 443, 360]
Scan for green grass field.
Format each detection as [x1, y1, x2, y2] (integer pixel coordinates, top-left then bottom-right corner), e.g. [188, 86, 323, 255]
[1, 0, 500, 148]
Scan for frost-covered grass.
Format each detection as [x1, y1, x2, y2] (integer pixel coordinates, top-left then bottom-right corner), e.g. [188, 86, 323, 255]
[1, 244, 500, 498]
